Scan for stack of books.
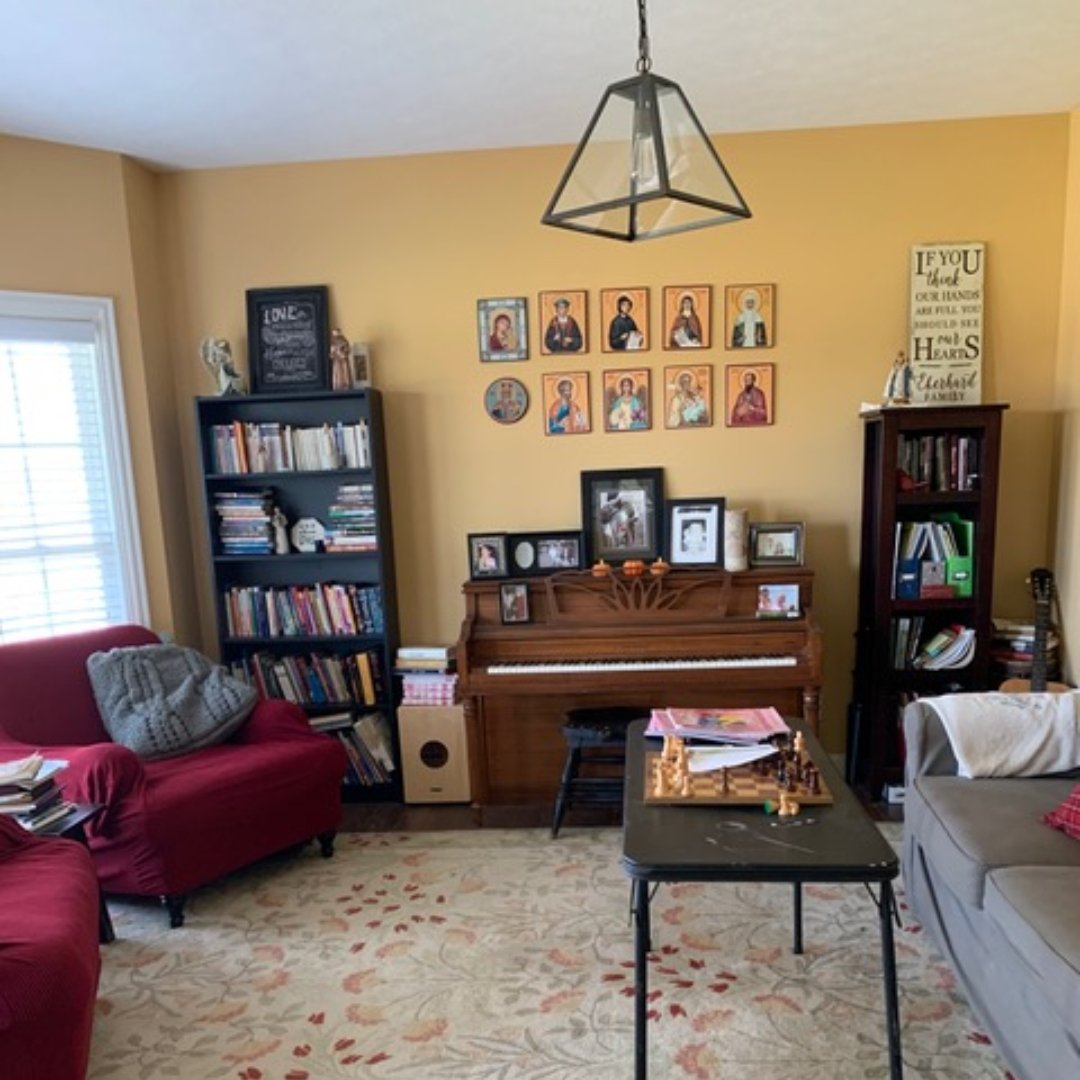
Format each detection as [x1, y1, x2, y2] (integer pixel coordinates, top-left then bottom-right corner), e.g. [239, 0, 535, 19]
[645, 706, 790, 744]
[990, 618, 1061, 683]
[911, 624, 977, 670]
[324, 483, 378, 553]
[0, 753, 73, 832]
[396, 645, 457, 705]
[213, 489, 275, 555]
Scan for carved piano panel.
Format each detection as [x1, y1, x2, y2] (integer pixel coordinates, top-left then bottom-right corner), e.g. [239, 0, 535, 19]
[457, 568, 822, 807]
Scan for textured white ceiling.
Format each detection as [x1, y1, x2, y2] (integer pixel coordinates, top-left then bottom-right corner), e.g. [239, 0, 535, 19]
[1, 0, 1079, 170]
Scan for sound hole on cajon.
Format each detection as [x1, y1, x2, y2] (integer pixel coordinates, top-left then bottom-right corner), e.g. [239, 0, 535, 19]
[419, 740, 450, 769]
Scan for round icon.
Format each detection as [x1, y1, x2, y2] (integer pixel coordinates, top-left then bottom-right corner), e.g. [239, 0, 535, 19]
[484, 378, 529, 424]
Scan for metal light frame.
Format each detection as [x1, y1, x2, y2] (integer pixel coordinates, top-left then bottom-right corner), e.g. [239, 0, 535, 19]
[541, 0, 751, 242]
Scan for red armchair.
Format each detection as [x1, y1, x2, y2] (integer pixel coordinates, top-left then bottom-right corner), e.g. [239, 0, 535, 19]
[0, 625, 348, 927]
[0, 815, 101, 1080]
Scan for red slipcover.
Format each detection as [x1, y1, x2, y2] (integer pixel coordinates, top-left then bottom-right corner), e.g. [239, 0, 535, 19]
[0, 815, 101, 1080]
[0, 626, 348, 901]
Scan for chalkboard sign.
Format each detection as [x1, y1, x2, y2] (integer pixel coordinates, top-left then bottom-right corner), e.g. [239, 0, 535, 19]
[246, 285, 330, 394]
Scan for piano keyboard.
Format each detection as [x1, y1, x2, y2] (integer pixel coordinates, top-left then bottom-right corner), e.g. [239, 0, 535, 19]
[486, 656, 798, 675]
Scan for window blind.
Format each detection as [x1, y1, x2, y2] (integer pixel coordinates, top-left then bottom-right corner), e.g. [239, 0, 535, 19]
[0, 295, 147, 643]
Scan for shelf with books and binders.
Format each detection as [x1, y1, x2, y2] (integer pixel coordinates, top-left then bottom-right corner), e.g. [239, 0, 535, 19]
[196, 389, 401, 802]
[849, 403, 1007, 800]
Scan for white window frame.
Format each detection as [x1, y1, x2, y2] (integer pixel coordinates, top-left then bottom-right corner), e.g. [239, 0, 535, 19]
[0, 290, 149, 638]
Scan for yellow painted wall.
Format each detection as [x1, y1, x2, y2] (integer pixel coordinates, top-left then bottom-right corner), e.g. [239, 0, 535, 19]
[0, 135, 196, 641]
[158, 114, 1069, 749]
[1053, 109, 1080, 680]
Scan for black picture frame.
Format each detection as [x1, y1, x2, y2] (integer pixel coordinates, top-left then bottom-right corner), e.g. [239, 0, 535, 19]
[246, 285, 330, 394]
[666, 497, 725, 566]
[499, 582, 531, 624]
[580, 468, 664, 565]
[468, 532, 509, 580]
[508, 530, 584, 575]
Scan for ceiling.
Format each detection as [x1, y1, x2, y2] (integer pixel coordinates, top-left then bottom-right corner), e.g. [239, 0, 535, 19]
[2, 1, 1080, 172]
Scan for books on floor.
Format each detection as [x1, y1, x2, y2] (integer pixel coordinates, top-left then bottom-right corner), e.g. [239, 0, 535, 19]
[645, 707, 790, 744]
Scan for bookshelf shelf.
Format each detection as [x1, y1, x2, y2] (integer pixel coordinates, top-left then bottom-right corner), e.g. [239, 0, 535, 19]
[848, 403, 1007, 799]
[196, 389, 401, 802]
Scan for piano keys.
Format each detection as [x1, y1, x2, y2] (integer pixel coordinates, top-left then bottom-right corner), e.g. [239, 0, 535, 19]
[456, 567, 822, 808]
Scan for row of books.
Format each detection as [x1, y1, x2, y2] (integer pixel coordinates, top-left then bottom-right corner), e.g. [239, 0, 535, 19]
[897, 432, 981, 492]
[310, 711, 395, 786]
[0, 754, 75, 832]
[892, 515, 974, 599]
[893, 621, 977, 670]
[214, 489, 275, 555]
[395, 645, 457, 705]
[223, 583, 385, 638]
[644, 706, 789, 744]
[229, 649, 385, 707]
[208, 419, 372, 475]
[325, 483, 378, 553]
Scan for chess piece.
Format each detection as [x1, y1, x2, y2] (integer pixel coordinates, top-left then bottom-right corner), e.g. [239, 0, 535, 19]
[721, 768, 729, 795]
[793, 731, 805, 758]
[330, 328, 352, 391]
[200, 337, 246, 396]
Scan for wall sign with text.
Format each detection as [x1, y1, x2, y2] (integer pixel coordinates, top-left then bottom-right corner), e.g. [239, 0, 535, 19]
[908, 242, 984, 404]
[246, 285, 330, 394]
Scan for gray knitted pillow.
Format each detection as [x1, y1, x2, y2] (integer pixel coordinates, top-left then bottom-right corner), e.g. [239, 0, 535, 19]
[87, 644, 257, 760]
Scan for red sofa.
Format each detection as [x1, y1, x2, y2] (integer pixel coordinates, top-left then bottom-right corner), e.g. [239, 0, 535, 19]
[0, 814, 101, 1080]
[0, 625, 348, 927]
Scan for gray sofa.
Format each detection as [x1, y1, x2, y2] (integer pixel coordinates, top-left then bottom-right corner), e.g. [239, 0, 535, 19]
[902, 698, 1080, 1079]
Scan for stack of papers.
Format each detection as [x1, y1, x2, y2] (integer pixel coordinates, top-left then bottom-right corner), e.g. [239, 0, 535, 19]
[645, 706, 790, 744]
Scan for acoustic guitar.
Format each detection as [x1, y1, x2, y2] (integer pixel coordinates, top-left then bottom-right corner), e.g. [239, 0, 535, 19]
[999, 567, 1070, 693]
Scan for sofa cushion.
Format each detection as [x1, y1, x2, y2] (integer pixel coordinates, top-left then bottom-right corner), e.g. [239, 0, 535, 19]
[87, 644, 256, 760]
[1043, 781, 1080, 840]
[984, 866, 1080, 1032]
[905, 775, 1079, 907]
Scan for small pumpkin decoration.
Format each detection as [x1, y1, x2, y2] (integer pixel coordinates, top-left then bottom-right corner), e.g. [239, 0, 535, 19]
[622, 559, 646, 577]
[650, 558, 670, 577]
[591, 558, 611, 577]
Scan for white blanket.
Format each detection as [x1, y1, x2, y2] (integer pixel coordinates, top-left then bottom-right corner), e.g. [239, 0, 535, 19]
[925, 691, 1080, 778]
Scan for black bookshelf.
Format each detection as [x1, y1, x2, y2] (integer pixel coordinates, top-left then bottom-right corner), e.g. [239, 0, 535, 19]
[195, 389, 401, 801]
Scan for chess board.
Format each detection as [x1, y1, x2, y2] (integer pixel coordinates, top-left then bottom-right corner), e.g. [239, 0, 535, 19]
[643, 750, 834, 806]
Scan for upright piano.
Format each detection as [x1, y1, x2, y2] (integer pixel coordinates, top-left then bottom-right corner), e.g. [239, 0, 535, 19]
[456, 567, 822, 807]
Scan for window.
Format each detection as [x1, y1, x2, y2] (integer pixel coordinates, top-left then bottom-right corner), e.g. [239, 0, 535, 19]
[0, 291, 147, 642]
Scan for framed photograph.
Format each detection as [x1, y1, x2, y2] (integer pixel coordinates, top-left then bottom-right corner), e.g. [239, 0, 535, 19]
[667, 498, 725, 566]
[246, 285, 330, 394]
[726, 362, 775, 427]
[725, 283, 776, 350]
[542, 371, 591, 434]
[663, 365, 713, 429]
[468, 533, 508, 580]
[600, 287, 649, 353]
[478, 297, 528, 362]
[580, 467, 664, 565]
[602, 368, 651, 432]
[749, 522, 805, 566]
[349, 341, 373, 388]
[508, 531, 583, 575]
[757, 583, 801, 619]
[663, 285, 711, 349]
[500, 582, 531, 624]
[539, 289, 588, 355]
[484, 377, 529, 424]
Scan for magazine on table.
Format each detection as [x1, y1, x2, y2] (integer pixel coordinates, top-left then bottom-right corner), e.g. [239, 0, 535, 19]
[645, 706, 790, 744]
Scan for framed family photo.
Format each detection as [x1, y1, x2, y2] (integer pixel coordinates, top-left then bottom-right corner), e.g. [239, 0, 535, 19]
[467, 533, 509, 579]
[478, 297, 528, 361]
[602, 368, 650, 432]
[542, 371, 591, 434]
[500, 582, 530, 624]
[726, 363, 775, 427]
[508, 531, 583, 575]
[580, 467, 664, 565]
[600, 287, 649, 353]
[667, 498, 725, 566]
[757, 583, 801, 618]
[539, 289, 588, 355]
[663, 285, 711, 349]
[749, 521, 805, 566]
[725, 283, 776, 350]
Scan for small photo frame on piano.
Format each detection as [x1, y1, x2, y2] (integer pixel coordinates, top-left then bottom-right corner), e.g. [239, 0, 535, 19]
[757, 583, 800, 619]
[509, 531, 583, 575]
[667, 498, 725, 566]
[468, 533, 509, 580]
[749, 521, 805, 566]
[500, 582, 530, 624]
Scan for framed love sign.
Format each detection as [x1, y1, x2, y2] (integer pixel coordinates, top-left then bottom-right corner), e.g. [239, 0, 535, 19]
[246, 285, 330, 394]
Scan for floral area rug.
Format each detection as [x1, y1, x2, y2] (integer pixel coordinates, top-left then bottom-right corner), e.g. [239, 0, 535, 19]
[89, 828, 1009, 1080]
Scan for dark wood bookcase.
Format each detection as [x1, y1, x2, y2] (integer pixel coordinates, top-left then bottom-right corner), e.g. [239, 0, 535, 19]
[195, 389, 401, 801]
[848, 403, 1008, 798]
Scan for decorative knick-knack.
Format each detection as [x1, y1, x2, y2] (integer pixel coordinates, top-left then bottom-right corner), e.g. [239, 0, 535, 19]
[724, 508, 749, 571]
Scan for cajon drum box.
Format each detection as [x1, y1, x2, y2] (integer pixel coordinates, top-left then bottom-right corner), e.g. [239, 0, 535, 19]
[398, 705, 470, 803]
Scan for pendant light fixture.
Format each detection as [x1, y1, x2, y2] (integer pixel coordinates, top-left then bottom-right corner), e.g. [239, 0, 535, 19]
[542, 0, 751, 242]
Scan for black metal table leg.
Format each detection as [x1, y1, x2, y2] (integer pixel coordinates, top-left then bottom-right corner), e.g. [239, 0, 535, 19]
[878, 880, 903, 1079]
[632, 878, 650, 1080]
[792, 881, 803, 954]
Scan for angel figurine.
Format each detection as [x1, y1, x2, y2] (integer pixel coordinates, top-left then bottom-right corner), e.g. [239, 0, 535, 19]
[200, 338, 246, 396]
[883, 349, 912, 405]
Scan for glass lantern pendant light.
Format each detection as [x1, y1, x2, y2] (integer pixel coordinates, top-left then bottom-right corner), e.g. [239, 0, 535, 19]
[542, 0, 751, 242]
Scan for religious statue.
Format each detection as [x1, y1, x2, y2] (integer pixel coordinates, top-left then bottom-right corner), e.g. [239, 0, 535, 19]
[200, 337, 246, 395]
[330, 328, 352, 391]
[271, 507, 290, 555]
[883, 349, 912, 405]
